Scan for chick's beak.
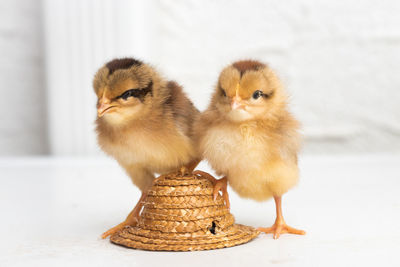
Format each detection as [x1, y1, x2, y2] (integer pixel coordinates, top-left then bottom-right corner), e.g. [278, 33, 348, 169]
[230, 84, 246, 110]
[97, 97, 116, 117]
[231, 95, 245, 110]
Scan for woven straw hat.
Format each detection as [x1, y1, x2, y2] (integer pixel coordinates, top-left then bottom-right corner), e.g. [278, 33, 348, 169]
[110, 170, 259, 251]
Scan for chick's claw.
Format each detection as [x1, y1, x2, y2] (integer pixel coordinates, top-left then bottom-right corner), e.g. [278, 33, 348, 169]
[213, 176, 230, 209]
[101, 221, 132, 239]
[193, 170, 217, 183]
[101, 215, 140, 239]
[258, 223, 305, 239]
[193, 171, 230, 209]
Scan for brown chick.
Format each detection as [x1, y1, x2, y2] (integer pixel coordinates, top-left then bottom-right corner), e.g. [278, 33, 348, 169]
[93, 58, 200, 238]
[194, 60, 305, 239]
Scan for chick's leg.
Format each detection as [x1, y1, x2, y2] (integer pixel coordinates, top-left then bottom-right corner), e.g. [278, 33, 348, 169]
[192, 170, 230, 209]
[184, 158, 201, 173]
[258, 196, 305, 239]
[101, 192, 147, 239]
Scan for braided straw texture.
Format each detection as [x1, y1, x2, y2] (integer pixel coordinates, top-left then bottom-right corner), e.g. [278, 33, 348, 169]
[110, 171, 259, 251]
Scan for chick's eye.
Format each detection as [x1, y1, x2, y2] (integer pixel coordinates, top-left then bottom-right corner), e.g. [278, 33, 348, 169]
[221, 89, 226, 97]
[252, 90, 263, 99]
[119, 89, 139, 100]
[120, 91, 131, 100]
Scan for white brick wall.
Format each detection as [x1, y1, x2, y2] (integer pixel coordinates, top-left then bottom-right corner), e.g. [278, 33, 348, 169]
[0, 0, 47, 155]
[2, 0, 400, 155]
[150, 0, 400, 153]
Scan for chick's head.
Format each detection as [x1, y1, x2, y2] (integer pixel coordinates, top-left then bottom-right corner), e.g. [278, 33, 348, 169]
[93, 58, 162, 125]
[212, 60, 287, 122]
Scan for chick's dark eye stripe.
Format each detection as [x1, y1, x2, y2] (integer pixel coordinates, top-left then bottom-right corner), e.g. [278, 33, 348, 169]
[117, 80, 153, 101]
[137, 80, 153, 102]
[257, 91, 273, 99]
[263, 91, 273, 98]
[218, 84, 226, 96]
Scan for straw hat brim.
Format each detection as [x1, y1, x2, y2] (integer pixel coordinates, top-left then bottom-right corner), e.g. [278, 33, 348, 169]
[111, 224, 259, 251]
[109, 171, 260, 251]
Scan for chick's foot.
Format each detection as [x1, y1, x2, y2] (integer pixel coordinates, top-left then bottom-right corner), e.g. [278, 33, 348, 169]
[101, 218, 138, 239]
[258, 196, 305, 239]
[101, 192, 147, 239]
[193, 171, 230, 209]
[258, 220, 305, 239]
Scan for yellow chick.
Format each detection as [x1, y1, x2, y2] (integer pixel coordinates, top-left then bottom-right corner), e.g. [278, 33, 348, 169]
[93, 58, 200, 238]
[194, 60, 305, 239]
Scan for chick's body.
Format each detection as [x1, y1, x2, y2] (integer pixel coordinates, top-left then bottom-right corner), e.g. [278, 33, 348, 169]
[93, 58, 199, 238]
[199, 114, 299, 201]
[195, 60, 304, 238]
[98, 114, 195, 190]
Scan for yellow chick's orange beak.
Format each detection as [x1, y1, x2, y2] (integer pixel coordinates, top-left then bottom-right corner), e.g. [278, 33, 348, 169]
[97, 96, 116, 117]
[97, 103, 116, 117]
[231, 96, 244, 110]
[231, 85, 245, 110]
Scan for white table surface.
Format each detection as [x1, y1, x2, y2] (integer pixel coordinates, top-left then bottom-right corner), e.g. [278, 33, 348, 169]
[0, 155, 399, 267]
